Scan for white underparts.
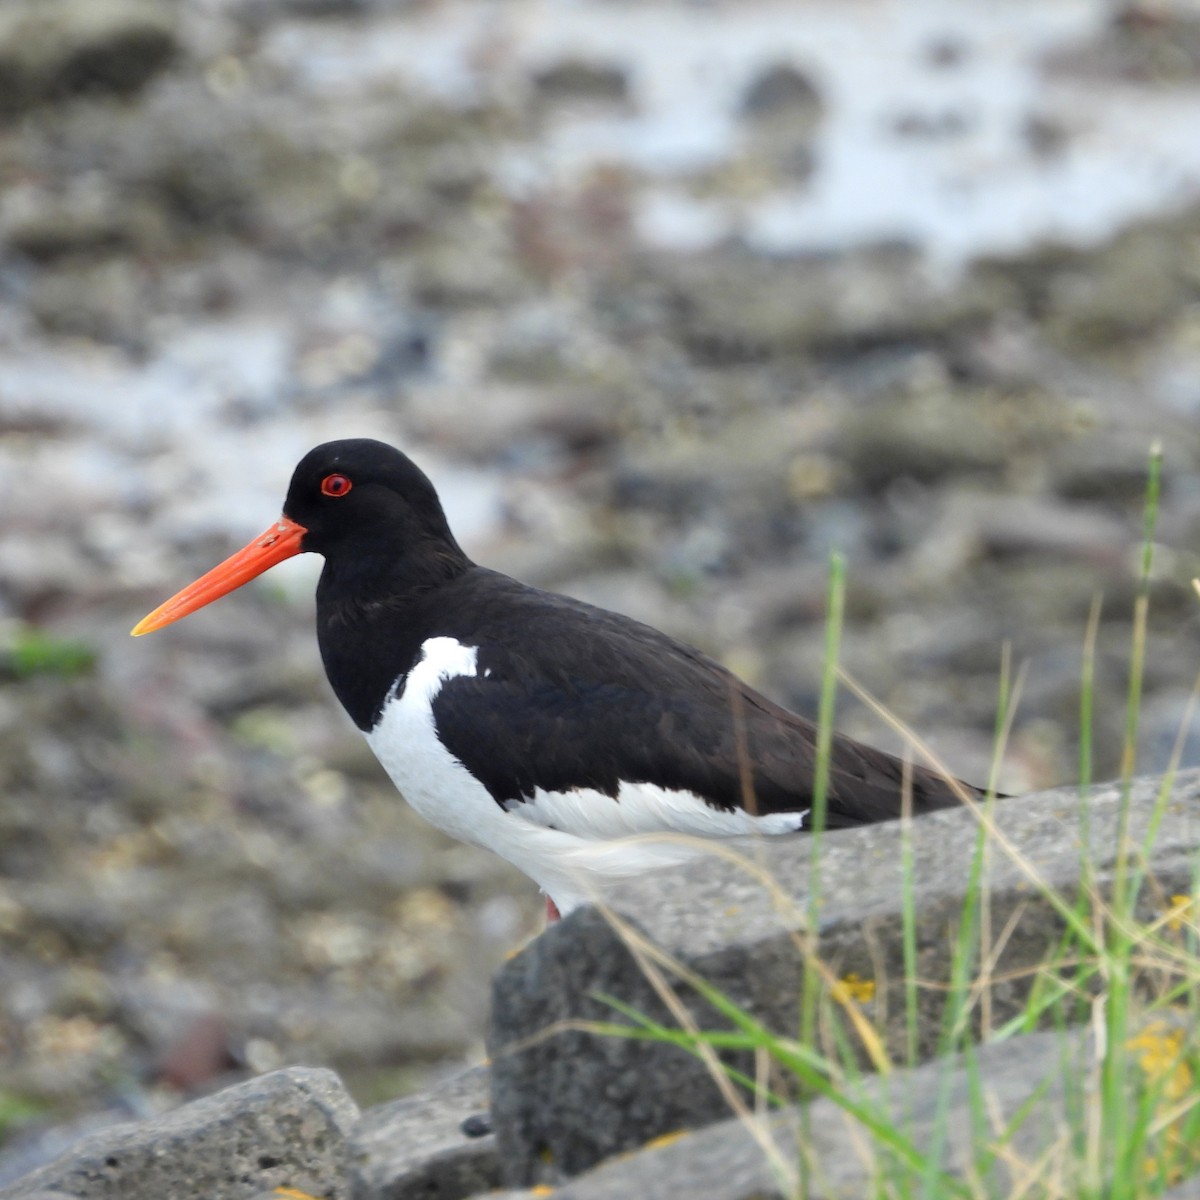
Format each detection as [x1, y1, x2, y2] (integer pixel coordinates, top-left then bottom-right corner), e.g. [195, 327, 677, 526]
[365, 636, 810, 916]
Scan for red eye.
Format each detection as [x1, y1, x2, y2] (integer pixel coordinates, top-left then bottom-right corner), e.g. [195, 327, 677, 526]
[321, 473, 352, 497]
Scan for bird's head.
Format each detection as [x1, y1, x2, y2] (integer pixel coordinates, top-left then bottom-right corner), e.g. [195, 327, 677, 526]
[131, 438, 460, 636]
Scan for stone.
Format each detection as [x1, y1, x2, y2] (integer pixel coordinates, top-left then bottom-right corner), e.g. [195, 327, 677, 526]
[3, 183, 164, 263]
[0, 1112, 153, 1193]
[834, 389, 1014, 493]
[487, 772, 1200, 1185]
[1, 1067, 359, 1200]
[657, 244, 993, 366]
[0, 0, 177, 116]
[740, 63, 823, 121]
[1047, 6, 1200, 84]
[235, 0, 411, 24]
[531, 61, 630, 105]
[1165, 1174, 1200, 1200]
[492, 1021, 1194, 1199]
[350, 1066, 500, 1200]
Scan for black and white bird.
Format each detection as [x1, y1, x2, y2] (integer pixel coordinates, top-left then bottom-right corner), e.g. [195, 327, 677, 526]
[134, 439, 988, 919]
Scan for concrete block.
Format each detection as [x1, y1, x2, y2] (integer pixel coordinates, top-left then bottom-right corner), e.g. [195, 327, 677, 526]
[488, 772, 1200, 1184]
[351, 1066, 500, 1200]
[490, 1024, 1173, 1199]
[2, 1067, 359, 1200]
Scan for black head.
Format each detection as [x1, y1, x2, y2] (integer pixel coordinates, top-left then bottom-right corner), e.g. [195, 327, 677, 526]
[284, 438, 467, 566]
[131, 438, 471, 643]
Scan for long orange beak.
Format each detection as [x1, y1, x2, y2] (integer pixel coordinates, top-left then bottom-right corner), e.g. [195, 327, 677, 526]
[131, 516, 308, 636]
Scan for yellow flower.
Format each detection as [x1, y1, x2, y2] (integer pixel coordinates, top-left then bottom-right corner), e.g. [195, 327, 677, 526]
[1128, 1022, 1194, 1103]
[1165, 894, 1194, 933]
[832, 972, 876, 1005]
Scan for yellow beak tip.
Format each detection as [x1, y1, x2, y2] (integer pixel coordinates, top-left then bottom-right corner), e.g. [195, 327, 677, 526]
[130, 610, 171, 637]
[129, 613, 161, 637]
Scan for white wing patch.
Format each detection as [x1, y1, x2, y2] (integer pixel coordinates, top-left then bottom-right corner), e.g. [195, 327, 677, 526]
[365, 635, 810, 917]
[507, 782, 808, 840]
[391, 635, 478, 705]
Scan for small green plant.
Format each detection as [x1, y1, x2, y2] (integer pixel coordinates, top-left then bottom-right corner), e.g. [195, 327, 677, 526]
[1, 624, 97, 680]
[0, 1090, 47, 1139]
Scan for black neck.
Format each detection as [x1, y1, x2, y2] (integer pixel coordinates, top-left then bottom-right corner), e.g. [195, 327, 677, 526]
[315, 541, 472, 730]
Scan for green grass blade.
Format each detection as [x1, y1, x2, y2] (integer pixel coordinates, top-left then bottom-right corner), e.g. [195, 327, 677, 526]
[801, 553, 845, 1054]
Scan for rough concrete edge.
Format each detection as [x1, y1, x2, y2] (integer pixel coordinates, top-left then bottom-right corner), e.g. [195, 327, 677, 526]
[1, 1066, 359, 1200]
[631, 772, 1200, 959]
[486, 772, 1200, 1181]
[486, 1019, 1199, 1200]
[1, 1057, 500, 1200]
[351, 1064, 500, 1200]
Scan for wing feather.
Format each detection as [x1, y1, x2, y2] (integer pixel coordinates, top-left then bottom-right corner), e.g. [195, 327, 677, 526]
[429, 571, 983, 827]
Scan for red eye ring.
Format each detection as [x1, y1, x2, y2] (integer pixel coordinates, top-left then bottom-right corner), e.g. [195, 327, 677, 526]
[321, 473, 352, 498]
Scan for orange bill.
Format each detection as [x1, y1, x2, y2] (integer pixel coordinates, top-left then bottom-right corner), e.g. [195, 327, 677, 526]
[131, 516, 308, 636]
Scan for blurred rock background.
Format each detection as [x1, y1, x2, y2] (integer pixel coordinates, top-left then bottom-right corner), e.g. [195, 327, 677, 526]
[2, 0, 1200, 1174]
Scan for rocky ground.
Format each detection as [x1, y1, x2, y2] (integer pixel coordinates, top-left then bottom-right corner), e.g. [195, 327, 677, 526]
[2, 0, 1200, 1177]
[3, 773, 1197, 1197]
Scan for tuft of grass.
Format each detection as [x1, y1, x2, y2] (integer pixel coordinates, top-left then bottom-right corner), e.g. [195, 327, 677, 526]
[589, 442, 1200, 1198]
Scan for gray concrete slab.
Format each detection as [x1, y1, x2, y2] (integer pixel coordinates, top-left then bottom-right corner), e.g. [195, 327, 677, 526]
[488, 773, 1200, 1185]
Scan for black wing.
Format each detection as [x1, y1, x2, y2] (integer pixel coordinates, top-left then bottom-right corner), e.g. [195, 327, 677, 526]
[430, 571, 982, 826]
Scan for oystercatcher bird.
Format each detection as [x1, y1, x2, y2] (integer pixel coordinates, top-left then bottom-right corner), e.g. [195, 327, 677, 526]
[133, 439, 986, 918]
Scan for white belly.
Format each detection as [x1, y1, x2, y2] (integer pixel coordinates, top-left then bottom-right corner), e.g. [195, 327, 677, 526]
[365, 636, 807, 915]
